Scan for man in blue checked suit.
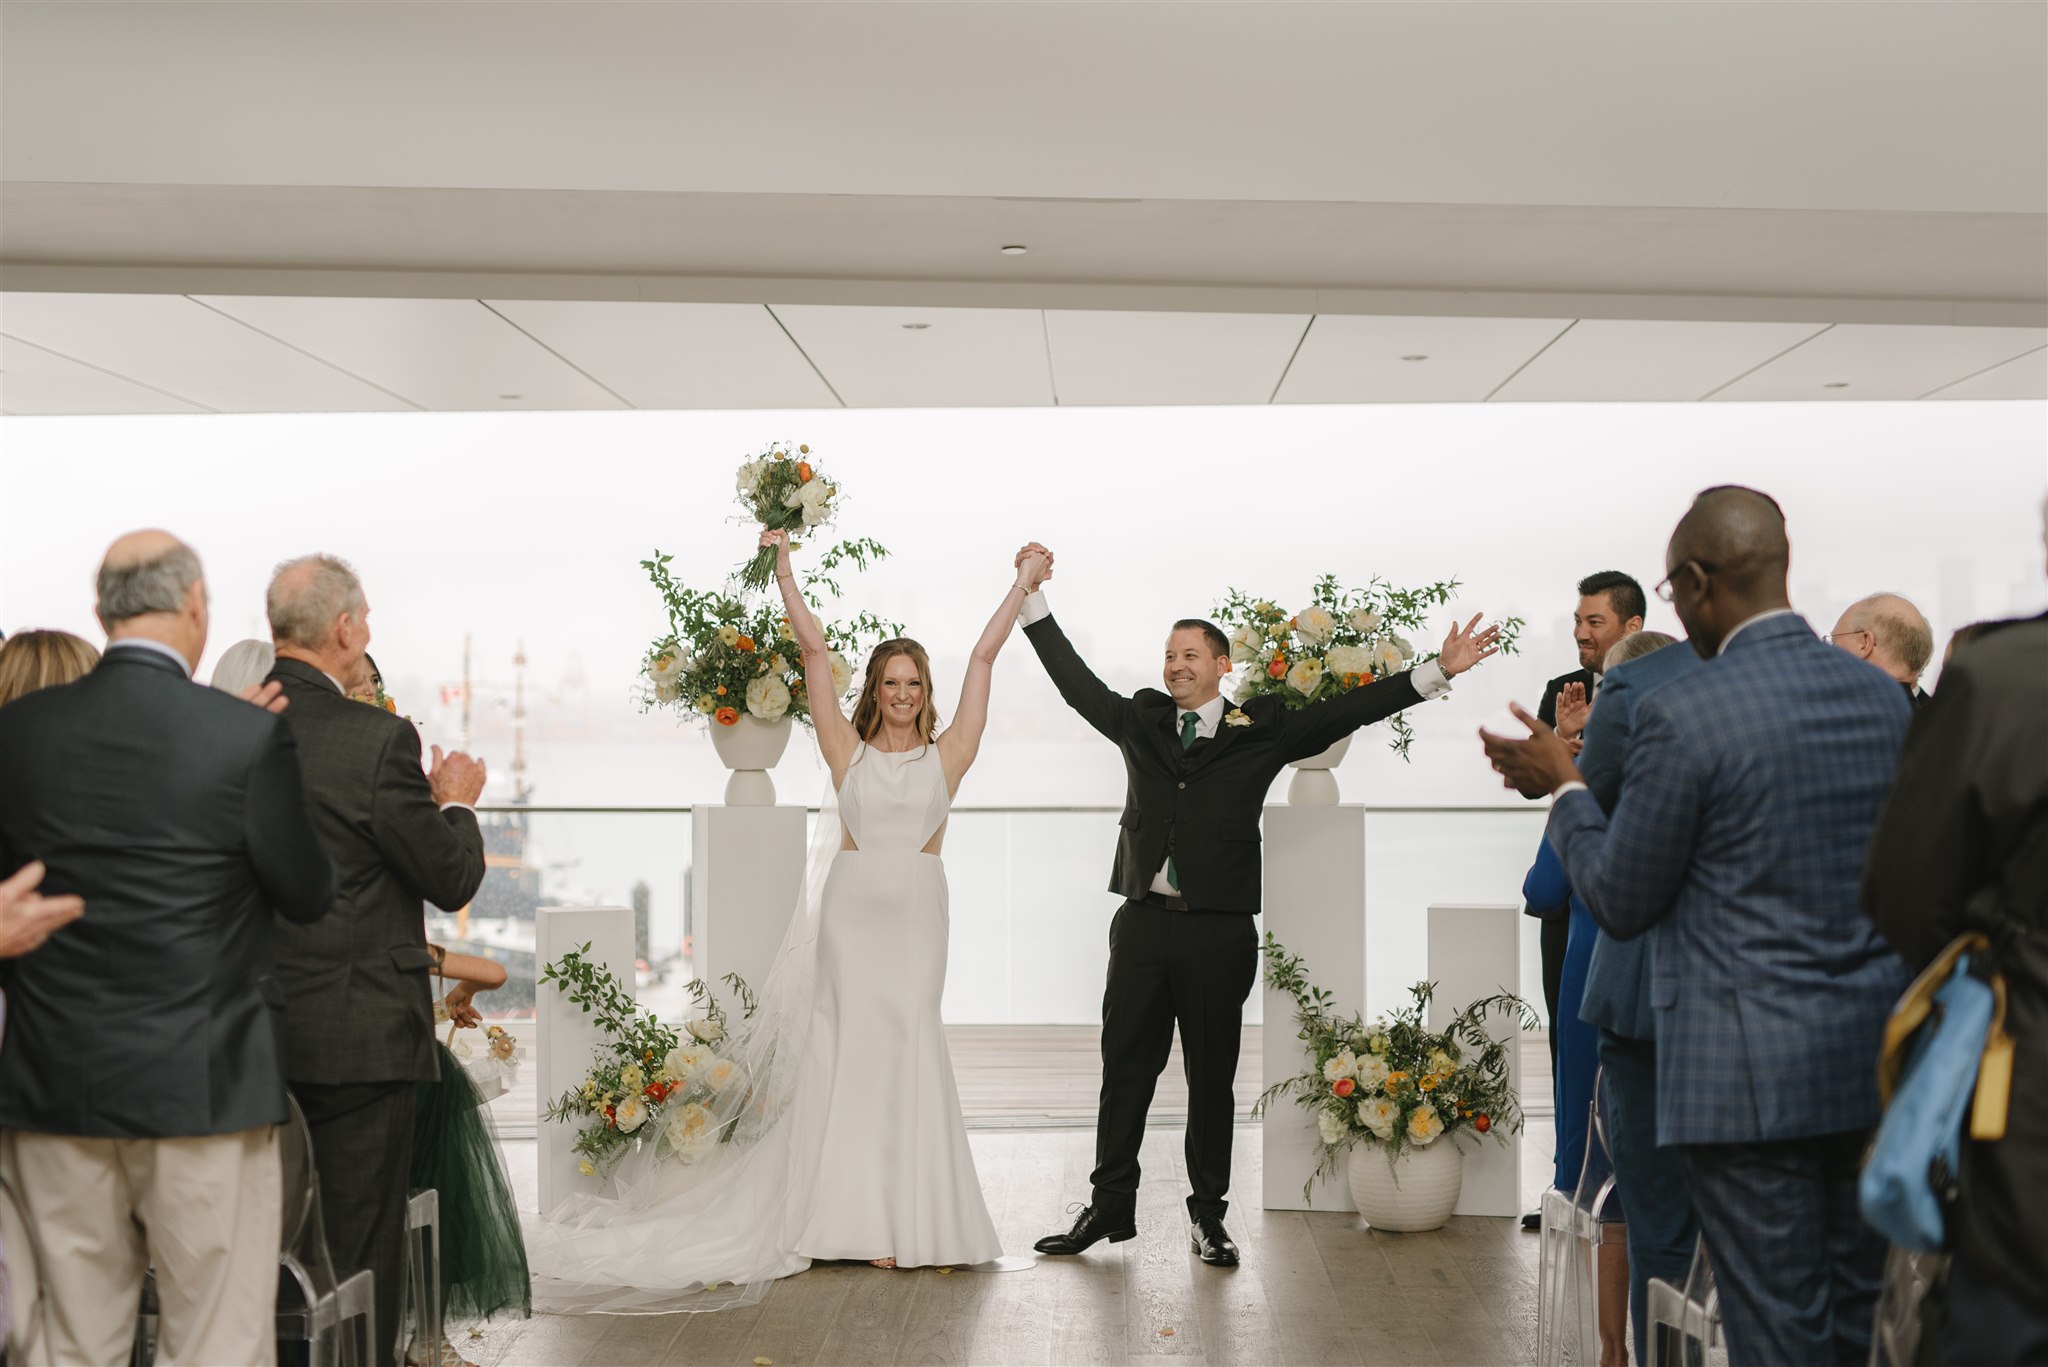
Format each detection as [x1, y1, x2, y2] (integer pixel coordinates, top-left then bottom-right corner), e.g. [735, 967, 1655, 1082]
[1485, 486, 1913, 1367]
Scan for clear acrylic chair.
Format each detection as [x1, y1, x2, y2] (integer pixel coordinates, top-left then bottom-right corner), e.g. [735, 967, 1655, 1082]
[277, 1094, 377, 1367]
[1537, 1064, 1626, 1366]
[1871, 1245, 1945, 1367]
[402, 1187, 444, 1367]
[1647, 1232, 1721, 1367]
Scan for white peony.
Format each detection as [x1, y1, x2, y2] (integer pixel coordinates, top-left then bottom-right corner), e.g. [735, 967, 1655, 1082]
[1353, 1054, 1390, 1092]
[745, 674, 791, 721]
[735, 460, 765, 497]
[660, 1047, 694, 1085]
[781, 484, 804, 509]
[1294, 607, 1336, 645]
[672, 1045, 709, 1078]
[1348, 608, 1382, 634]
[1357, 1097, 1399, 1141]
[1324, 645, 1372, 679]
[1321, 1050, 1358, 1084]
[797, 479, 833, 527]
[1286, 657, 1325, 696]
[827, 651, 853, 697]
[613, 1094, 648, 1134]
[701, 1056, 743, 1092]
[1228, 625, 1265, 666]
[653, 678, 682, 704]
[649, 649, 689, 684]
[663, 1100, 713, 1149]
[1373, 640, 1406, 675]
[1391, 634, 1416, 662]
[1407, 1102, 1444, 1146]
[1317, 1107, 1348, 1146]
[687, 1018, 725, 1044]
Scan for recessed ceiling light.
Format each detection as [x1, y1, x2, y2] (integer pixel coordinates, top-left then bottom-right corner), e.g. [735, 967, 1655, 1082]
[1400, 355, 1429, 362]
[499, 393, 523, 400]
[1822, 382, 1850, 389]
[901, 323, 931, 330]
[999, 244, 1028, 256]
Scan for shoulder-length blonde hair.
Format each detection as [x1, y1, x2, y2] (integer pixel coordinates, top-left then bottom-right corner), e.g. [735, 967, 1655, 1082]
[849, 638, 942, 748]
[0, 630, 101, 707]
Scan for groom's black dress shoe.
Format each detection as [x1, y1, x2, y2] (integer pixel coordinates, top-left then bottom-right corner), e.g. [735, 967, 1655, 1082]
[1034, 1204, 1137, 1255]
[1189, 1216, 1240, 1267]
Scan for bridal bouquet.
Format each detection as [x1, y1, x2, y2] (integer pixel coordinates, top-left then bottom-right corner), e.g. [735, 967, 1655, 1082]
[1255, 933, 1531, 1201]
[640, 543, 900, 729]
[733, 442, 841, 591]
[540, 945, 758, 1175]
[1214, 575, 1523, 759]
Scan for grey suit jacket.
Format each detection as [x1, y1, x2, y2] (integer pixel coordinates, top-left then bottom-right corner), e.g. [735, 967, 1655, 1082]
[268, 657, 486, 1085]
[1573, 640, 1701, 1041]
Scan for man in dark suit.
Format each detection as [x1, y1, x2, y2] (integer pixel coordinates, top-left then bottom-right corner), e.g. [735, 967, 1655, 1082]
[1864, 583, 2048, 1366]
[1572, 633, 1701, 1366]
[1827, 591, 1935, 710]
[264, 553, 487, 1367]
[1486, 488, 1912, 1366]
[0, 530, 333, 1366]
[1016, 544, 1502, 1266]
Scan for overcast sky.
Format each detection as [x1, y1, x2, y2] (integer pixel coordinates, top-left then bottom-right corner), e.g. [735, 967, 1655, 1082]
[3, 399, 2042, 809]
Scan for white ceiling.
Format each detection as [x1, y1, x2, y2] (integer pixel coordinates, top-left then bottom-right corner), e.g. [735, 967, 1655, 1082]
[4, 294, 2042, 417]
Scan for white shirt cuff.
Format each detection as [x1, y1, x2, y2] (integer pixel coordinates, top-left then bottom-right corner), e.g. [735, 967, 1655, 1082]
[1019, 590, 1051, 626]
[1552, 781, 1589, 799]
[1411, 660, 1451, 700]
[439, 802, 477, 816]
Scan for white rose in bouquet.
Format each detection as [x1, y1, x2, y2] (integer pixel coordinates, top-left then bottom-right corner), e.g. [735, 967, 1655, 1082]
[1318, 1107, 1348, 1146]
[687, 1018, 725, 1044]
[1324, 645, 1372, 679]
[614, 1093, 649, 1134]
[1357, 1096, 1400, 1141]
[660, 1046, 695, 1085]
[1321, 1050, 1358, 1083]
[664, 1100, 712, 1146]
[1406, 1101, 1444, 1146]
[1354, 1054, 1390, 1092]
[1392, 634, 1416, 662]
[702, 1056, 743, 1092]
[1294, 607, 1336, 645]
[653, 678, 682, 704]
[735, 461, 764, 497]
[745, 674, 792, 721]
[1286, 657, 1325, 696]
[1348, 608, 1382, 634]
[1228, 625, 1265, 666]
[827, 650, 853, 697]
[1373, 640, 1406, 675]
[797, 479, 833, 527]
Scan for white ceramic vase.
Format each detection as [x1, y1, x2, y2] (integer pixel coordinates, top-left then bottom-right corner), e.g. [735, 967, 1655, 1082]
[708, 713, 793, 805]
[1286, 733, 1352, 805]
[1346, 1136, 1464, 1232]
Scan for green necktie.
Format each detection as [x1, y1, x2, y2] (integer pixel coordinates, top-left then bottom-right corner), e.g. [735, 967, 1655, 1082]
[1167, 711, 1199, 893]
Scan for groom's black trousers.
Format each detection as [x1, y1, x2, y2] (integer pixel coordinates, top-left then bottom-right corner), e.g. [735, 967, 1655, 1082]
[1091, 898, 1260, 1224]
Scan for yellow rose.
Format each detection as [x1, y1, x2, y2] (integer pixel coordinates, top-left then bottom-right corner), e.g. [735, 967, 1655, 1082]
[577, 1159, 596, 1176]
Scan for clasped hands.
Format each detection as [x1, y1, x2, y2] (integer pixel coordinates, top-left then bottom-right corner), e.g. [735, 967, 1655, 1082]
[1013, 542, 1055, 592]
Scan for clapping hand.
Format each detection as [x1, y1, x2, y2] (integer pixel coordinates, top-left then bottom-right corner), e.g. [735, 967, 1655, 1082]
[1554, 681, 1590, 746]
[429, 745, 488, 807]
[1478, 703, 1581, 796]
[1436, 615, 1504, 677]
[0, 861, 85, 958]
[1013, 542, 1055, 591]
[237, 680, 289, 715]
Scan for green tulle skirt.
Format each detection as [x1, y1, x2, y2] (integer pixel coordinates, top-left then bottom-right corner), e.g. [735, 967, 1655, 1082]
[411, 1040, 531, 1322]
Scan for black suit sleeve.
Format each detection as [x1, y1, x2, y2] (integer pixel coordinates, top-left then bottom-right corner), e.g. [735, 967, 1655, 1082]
[1023, 614, 1136, 742]
[370, 723, 487, 911]
[1273, 670, 1426, 762]
[245, 720, 337, 924]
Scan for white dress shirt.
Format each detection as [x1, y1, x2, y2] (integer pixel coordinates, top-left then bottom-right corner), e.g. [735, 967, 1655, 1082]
[105, 637, 193, 679]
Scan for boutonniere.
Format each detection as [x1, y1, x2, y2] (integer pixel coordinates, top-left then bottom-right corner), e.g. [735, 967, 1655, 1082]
[1224, 708, 1253, 728]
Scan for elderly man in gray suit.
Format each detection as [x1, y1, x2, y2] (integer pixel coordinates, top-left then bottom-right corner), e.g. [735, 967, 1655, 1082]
[265, 553, 487, 1367]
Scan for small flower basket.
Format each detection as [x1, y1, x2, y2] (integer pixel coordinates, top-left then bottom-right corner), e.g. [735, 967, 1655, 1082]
[1255, 932, 1533, 1232]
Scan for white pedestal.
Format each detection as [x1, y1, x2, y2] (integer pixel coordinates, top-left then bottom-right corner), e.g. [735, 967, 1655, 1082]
[1426, 902, 1526, 1218]
[690, 804, 807, 1002]
[535, 904, 635, 1216]
[1260, 803, 1365, 1213]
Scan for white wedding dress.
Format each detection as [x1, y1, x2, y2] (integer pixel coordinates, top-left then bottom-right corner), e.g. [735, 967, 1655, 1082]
[528, 741, 1001, 1314]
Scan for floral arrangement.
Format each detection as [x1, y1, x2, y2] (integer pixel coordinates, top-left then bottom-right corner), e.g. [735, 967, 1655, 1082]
[539, 945, 757, 1175]
[1255, 932, 1532, 1201]
[733, 442, 840, 590]
[1213, 575, 1523, 759]
[640, 540, 901, 730]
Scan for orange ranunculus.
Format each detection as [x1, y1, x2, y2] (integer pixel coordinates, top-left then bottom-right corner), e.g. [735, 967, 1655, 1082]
[797, 462, 814, 482]
[735, 635, 755, 653]
[1332, 1077, 1356, 1098]
[715, 685, 727, 696]
[1267, 658, 1288, 679]
[1386, 1070, 1409, 1086]
[791, 679, 806, 692]
[382, 697, 397, 713]
[715, 706, 740, 726]
[644, 1082, 666, 1103]
[1473, 1113, 1491, 1133]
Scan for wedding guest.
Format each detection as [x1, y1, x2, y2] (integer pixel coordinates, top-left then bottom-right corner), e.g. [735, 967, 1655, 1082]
[1828, 592, 1935, 708]
[209, 637, 276, 697]
[0, 531, 333, 1366]
[1484, 487, 1911, 1366]
[1571, 629, 1702, 1367]
[0, 629, 99, 706]
[1862, 503, 2048, 1366]
[1941, 619, 1996, 667]
[265, 553, 487, 1367]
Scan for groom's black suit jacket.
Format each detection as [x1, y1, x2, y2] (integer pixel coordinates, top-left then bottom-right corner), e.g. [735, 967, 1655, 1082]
[1025, 614, 1432, 914]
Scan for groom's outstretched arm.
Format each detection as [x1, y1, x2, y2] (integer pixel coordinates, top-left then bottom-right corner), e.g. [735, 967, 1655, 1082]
[1274, 667, 1437, 762]
[1020, 593, 1135, 743]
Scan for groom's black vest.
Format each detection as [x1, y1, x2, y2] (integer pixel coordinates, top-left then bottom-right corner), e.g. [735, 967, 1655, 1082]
[1024, 614, 1429, 914]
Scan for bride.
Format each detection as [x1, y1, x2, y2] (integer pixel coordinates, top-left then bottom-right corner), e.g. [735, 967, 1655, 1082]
[527, 532, 1050, 1313]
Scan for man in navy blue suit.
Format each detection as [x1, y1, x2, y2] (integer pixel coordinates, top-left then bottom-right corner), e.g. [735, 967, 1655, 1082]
[1485, 487, 1912, 1367]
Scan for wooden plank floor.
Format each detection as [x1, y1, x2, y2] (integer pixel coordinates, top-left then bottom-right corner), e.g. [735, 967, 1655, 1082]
[473, 1126, 1545, 1367]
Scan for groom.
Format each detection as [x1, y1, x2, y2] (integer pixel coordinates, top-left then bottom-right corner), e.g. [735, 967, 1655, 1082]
[1017, 544, 1501, 1266]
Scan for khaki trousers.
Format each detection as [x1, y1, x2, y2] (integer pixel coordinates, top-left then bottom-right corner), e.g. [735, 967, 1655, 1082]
[0, 1126, 280, 1367]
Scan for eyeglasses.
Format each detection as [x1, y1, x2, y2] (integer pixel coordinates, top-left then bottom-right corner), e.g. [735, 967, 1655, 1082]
[1653, 560, 1718, 603]
[1826, 629, 1871, 644]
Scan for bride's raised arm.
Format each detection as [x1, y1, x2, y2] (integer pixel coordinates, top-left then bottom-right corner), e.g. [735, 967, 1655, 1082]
[763, 530, 861, 778]
[938, 546, 1052, 788]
